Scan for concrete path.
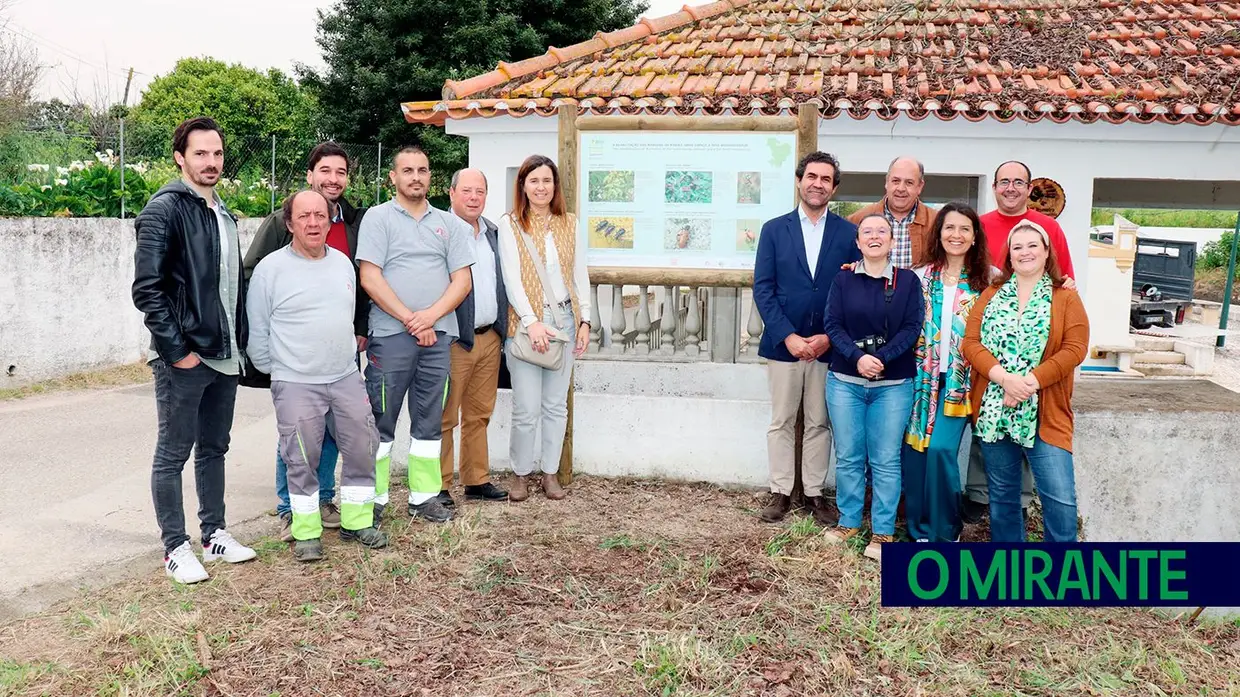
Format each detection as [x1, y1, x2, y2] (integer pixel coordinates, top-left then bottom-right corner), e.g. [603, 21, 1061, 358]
[0, 383, 287, 621]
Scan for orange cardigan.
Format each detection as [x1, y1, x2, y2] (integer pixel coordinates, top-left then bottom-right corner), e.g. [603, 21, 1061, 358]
[961, 284, 1091, 453]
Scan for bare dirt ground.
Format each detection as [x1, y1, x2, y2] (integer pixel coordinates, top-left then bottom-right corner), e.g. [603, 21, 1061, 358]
[2, 478, 1238, 696]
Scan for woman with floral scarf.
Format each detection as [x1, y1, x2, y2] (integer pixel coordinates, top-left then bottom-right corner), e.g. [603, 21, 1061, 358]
[903, 203, 993, 543]
[961, 221, 1089, 542]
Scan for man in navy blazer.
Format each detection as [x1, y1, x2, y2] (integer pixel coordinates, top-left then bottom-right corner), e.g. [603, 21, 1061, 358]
[753, 151, 861, 525]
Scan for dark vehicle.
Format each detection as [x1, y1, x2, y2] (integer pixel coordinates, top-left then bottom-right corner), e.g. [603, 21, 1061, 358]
[1130, 237, 1196, 329]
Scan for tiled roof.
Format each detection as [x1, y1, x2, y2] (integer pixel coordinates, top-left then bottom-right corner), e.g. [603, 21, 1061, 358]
[401, 0, 1240, 126]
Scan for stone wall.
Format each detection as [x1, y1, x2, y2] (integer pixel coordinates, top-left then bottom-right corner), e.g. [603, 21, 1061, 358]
[0, 217, 261, 385]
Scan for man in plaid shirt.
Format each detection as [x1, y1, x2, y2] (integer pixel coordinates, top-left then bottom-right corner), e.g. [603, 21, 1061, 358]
[848, 157, 935, 269]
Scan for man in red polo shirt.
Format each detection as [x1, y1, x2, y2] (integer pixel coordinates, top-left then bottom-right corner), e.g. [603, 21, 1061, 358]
[980, 161, 1075, 277]
[964, 160, 1076, 527]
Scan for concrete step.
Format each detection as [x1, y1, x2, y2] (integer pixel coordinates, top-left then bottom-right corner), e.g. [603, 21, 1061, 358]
[1133, 350, 1186, 365]
[1134, 336, 1176, 352]
[1132, 362, 1197, 377]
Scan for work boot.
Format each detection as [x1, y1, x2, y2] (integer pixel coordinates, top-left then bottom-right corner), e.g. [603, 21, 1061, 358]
[320, 502, 342, 529]
[864, 534, 894, 561]
[759, 493, 792, 523]
[824, 526, 862, 545]
[293, 539, 324, 562]
[437, 489, 457, 508]
[279, 512, 294, 543]
[373, 503, 386, 528]
[340, 526, 389, 549]
[961, 499, 987, 524]
[509, 475, 530, 502]
[464, 482, 509, 502]
[806, 496, 839, 528]
[542, 473, 566, 501]
[409, 498, 454, 523]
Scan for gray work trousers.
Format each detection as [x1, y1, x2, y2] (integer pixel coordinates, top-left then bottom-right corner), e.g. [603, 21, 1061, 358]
[272, 373, 378, 538]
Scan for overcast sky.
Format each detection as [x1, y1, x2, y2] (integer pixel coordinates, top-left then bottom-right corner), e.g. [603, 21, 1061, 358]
[7, 0, 688, 103]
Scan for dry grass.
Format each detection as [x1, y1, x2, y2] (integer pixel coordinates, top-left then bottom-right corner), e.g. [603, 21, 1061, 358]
[1195, 267, 1240, 305]
[1, 478, 1238, 696]
[0, 361, 151, 401]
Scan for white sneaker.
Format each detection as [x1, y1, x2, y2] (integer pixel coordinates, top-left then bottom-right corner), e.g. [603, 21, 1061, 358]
[165, 541, 209, 584]
[201, 529, 257, 564]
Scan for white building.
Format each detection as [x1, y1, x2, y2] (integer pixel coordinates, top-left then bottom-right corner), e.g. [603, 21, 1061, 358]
[400, 0, 1240, 488]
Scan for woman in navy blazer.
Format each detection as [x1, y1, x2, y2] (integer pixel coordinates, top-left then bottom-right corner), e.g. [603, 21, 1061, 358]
[822, 214, 924, 562]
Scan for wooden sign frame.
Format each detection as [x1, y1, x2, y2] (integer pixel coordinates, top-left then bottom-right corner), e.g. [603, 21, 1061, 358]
[554, 103, 820, 484]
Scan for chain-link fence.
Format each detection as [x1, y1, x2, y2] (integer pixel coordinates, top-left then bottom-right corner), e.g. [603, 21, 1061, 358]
[0, 119, 407, 219]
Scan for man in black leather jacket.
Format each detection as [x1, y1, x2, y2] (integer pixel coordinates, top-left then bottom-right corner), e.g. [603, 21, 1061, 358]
[131, 116, 256, 584]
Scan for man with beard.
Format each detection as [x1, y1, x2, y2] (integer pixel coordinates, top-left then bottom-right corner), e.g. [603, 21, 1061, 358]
[243, 142, 371, 541]
[132, 117, 256, 584]
[356, 146, 474, 524]
[752, 152, 861, 526]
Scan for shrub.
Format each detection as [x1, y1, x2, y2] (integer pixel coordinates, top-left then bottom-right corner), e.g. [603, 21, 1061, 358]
[1200, 231, 1240, 270]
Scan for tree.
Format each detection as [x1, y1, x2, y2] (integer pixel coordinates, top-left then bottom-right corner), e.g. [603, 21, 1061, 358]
[128, 57, 320, 176]
[0, 1, 40, 134]
[300, 0, 648, 198]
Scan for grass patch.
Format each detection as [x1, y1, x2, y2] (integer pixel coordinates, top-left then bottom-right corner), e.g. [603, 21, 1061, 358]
[0, 361, 151, 400]
[1, 478, 1237, 695]
[1092, 207, 1237, 229]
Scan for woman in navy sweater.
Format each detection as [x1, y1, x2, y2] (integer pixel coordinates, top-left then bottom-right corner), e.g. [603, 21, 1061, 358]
[823, 214, 925, 561]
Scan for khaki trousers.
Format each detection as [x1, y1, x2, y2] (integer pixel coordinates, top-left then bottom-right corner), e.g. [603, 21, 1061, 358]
[440, 329, 502, 488]
[767, 360, 832, 497]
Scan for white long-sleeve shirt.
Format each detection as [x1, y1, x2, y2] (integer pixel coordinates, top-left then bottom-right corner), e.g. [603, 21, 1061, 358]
[497, 213, 592, 328]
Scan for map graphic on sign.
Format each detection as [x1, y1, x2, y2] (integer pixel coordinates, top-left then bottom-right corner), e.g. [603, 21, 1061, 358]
[578, 131, 797, 270]
[766, 137, 792, 168]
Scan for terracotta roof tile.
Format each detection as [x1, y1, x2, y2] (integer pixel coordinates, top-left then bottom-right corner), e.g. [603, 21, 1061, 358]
[410, 0, 1240, 125]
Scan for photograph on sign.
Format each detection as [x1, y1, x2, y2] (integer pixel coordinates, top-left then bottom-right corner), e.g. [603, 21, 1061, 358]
[578, 131, 797, 269]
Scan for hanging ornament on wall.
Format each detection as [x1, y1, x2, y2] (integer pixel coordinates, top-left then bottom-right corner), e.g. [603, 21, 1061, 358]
[1027, 177, 1066, 218]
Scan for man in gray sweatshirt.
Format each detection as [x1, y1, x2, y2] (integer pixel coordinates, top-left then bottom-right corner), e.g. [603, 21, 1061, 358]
[247, 190, 387, 560]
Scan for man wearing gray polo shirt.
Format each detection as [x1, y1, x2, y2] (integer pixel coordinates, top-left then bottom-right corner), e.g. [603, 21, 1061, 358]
[357, 146, 475, 524]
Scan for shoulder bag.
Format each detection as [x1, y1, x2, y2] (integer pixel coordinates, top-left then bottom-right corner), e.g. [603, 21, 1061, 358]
[508, 217, 570, 371]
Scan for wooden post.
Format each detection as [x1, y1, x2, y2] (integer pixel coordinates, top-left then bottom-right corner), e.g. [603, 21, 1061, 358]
[558, 104, 578, 486]
[790, 102, 819, 509]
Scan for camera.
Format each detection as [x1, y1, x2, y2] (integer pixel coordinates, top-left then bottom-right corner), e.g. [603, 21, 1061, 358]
[854, 335, 887, 356]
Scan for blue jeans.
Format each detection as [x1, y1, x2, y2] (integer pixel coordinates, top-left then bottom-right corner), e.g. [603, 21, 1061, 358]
[826, 373, 914, 536]
[980, 436, 1077, 542]
[276, 431, 338, 515]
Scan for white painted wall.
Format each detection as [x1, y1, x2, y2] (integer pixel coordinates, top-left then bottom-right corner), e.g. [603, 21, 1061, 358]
[0, 218, 262, 384]
[1084, 250, 1136, 364]
[1093, 225, 1229, 255]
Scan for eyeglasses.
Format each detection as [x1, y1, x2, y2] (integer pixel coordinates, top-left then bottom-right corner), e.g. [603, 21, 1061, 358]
[996, 178, 1029, 190]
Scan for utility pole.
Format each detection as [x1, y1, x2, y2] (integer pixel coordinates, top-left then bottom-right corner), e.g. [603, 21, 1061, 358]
[121, 68, 135, 106]
[1217, 212, 1240, 348]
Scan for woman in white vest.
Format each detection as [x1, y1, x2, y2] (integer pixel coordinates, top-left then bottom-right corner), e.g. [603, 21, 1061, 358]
[497, 155, 592, 502]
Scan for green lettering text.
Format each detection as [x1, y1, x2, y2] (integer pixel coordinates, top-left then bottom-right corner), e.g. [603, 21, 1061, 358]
[909, 551, 949, 600]
[1023, 550, 1054, 600]
[962, 550, 1004, 600]
[1056, 550, 1090, 601]
[1159, 550, 1188, 601]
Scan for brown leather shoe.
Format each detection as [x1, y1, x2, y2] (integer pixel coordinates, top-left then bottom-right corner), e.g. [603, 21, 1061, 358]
[541, 473, 566, 500]
[509, 475, 530, 502]
[807, 496, 839, 528]
[759, 493, 791, 523]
